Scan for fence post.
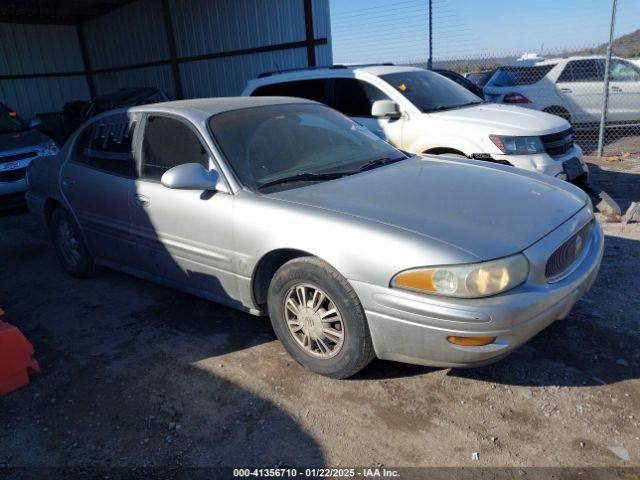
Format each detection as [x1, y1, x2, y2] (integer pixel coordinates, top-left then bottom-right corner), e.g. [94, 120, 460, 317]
[597, 0, 618, 157]
[427, 0, 433, 69]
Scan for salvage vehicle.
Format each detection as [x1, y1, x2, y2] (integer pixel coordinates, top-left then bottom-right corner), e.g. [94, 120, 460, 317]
[27, 97, 603, 378]
[243, 64, 589, 183]
[1, 103, 59, 206]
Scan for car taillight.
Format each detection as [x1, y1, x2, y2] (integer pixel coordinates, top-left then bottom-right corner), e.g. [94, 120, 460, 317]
[503, 92, 531, 104]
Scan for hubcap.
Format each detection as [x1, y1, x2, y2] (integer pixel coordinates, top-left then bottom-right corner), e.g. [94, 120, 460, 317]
[57, 219, 81, 266]
[283, 283, 345, 359]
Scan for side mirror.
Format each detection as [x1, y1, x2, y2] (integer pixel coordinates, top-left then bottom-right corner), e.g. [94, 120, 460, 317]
[29, 118, 42, 128]
[371, 100, 401, 119]
[161, 163, 220, 191]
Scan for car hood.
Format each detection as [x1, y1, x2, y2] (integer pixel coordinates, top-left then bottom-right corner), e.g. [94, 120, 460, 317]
[0, 129, 49, 152]
[429, 103, 568, 136]
[270, 156, 586, 261]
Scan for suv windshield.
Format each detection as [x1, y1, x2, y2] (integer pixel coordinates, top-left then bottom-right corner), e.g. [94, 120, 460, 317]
[0, 104, 29, 134]
[380, 70, 482, 113]
[209, 103, 407, 192]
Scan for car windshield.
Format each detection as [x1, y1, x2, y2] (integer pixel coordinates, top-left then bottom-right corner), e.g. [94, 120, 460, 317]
[209, 103, 408, 192]
[380, 70, 482, 113]
[0, 104, 29, 134]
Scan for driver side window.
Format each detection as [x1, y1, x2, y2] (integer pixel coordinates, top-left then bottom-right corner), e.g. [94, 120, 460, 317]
[610, 60, 640, 82]
[140, 115, 210, 181]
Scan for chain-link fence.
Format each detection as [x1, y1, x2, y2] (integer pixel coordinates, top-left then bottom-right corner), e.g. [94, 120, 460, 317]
[330, 0, 640, 158]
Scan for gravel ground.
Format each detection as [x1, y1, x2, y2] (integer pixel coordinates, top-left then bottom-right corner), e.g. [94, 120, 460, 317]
[0, 158, 639, 475]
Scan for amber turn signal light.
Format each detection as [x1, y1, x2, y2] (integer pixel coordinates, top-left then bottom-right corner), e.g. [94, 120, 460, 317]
[447, 336, 496, 347]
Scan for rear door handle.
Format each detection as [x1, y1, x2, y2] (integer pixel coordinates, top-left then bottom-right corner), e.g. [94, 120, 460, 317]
[610, 86, 622, 92]
[132, 194, 149, 207]
[62, 177, 75, 189]
[559, 87, 572, 93]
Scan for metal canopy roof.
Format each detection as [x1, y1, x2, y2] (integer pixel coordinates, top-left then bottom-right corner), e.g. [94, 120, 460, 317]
[0, 0, 135, 25]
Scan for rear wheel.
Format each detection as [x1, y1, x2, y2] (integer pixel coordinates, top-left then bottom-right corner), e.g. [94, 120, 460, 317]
[49, 208, 97, 278]
[267, 257, 375, 379]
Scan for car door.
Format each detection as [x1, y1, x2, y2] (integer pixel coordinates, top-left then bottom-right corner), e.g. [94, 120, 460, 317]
[60, 112, 139, 265]
[607, 59, 640, 123]
[556, 59, 605, 124]
[129, 114, 238, 302]
[330, 78, 404, 146]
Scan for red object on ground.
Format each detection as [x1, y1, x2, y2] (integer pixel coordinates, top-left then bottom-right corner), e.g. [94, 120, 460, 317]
[0, 308, 41, 396]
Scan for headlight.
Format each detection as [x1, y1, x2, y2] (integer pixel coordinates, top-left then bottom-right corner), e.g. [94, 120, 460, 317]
[391, 254, 529, 298]
[39, 141, 60, 157]
[585, 195, 594, 217]
[489, 135, 544, 155]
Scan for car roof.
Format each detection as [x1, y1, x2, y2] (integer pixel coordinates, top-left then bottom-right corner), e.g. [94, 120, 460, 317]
[247, 64, 424, 86]
[505, 55, 622, 67]
[129, 96, 319, 123]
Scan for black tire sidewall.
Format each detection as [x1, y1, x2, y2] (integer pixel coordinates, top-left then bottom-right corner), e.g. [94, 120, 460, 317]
[49, 208, 96, 278]
[267, 257, 374, 379]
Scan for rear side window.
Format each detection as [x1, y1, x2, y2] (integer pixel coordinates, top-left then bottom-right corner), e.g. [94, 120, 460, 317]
[140, 116, 209, 181]
[331, 78, 390, 117]
[489, 64, 555, 86]
[75, 113, 136, 177]
[557, 59, 605, 83]
[251, 79, 328, 103]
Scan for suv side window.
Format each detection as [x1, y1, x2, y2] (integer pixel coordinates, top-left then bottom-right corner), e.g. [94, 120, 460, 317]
[74, 113, 137, 177]
[331, 78, 391, 117]
[251, 79, 328, 103]
[140, 116, 209, 181]
[610, 59, 640, 82]
[558, 59, 605, 83]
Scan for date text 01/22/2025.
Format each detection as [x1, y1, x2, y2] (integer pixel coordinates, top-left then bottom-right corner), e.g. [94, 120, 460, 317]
[233, 468, 401, 478]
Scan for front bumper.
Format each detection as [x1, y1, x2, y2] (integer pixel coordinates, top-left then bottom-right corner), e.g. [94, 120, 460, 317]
[0, 178, 27, 196]
[492, 144, 588, 181]
[352, 208, 604, 368]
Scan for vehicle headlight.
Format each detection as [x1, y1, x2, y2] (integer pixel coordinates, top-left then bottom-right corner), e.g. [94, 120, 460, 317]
[391, 254, 529, 298]
[39, 141, 60, 157]
[585, 195, 594, 217]
[489, 135, 544, 155]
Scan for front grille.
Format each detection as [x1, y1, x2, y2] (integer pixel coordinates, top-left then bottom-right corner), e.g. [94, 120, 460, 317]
[0, 167, 27, 182]
[541, 128, 573, 157]
[545, 221, 592, 281]
[0, 151, 38, 163]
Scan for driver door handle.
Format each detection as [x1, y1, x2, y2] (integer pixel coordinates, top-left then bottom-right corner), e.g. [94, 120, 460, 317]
[132, 194, 149, 207]
[610, 86, 622, 93]
[559, 87, 572, 93]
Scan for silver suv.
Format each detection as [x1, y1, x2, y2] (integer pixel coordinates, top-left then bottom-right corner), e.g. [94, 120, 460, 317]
[1, 103, 59, 205]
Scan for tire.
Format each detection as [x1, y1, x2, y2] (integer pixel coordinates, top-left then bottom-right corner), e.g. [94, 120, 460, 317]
[49, 208, 98, 278]
[267, 256, 375, 379]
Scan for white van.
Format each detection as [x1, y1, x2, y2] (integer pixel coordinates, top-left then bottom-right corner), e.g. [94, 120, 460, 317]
[242, 64, 588, 183]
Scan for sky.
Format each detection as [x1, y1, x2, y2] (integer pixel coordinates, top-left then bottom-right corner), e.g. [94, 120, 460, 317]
[329, 0, 640, 64]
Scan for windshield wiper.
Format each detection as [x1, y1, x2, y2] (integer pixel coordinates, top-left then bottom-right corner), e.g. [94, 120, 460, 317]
[353, 156, 407, 172]
[256, 172, 346, 190]
[424, 101, 483, 113]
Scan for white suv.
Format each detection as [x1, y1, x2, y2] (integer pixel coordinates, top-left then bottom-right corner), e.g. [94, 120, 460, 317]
[483, 55, 640, 127]
[242, 64, 588, 182]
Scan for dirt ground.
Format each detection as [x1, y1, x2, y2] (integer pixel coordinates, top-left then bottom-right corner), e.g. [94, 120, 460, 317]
[1, 157, 639, 476]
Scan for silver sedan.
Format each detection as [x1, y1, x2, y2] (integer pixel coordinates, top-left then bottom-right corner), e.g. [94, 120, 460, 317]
[26, 97, 604, 378]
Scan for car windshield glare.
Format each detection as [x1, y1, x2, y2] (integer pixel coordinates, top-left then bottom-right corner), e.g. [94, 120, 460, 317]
[0, 105, 29, 134]
[380, 70, 482, 113]
[208, 103, 406, 191]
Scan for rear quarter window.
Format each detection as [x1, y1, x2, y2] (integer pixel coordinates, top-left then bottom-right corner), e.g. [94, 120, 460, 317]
[489, 64, 555, 87]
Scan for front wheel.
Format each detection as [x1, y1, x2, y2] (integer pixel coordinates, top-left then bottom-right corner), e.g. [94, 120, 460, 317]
[267, 257, 375, 379]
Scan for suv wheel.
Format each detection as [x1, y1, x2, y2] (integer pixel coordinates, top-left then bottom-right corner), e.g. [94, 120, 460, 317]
[267, 256, 375, 379]
[49, 208, 97, 278]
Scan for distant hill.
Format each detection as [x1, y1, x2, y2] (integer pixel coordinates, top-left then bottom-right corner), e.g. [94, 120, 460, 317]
[575, 28, 640, 58]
